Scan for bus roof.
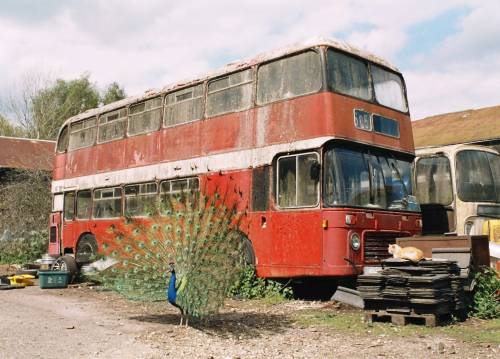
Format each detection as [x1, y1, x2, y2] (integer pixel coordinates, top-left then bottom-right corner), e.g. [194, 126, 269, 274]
[60, 36, 399, 129]
[415, 143, 500, 157]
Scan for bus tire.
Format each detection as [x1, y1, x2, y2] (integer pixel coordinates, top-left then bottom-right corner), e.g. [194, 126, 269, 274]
[228, 231, 255, 266]
[75, 234, 98, 264]
[52, 255, 78, 283]
[241, 236, 256, 266]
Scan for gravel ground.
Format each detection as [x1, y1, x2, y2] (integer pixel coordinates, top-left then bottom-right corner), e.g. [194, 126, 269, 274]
[0, 280, 499, 358]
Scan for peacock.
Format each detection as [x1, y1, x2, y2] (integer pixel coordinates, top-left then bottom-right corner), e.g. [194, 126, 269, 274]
[99, 183, 248, 324]
[167, 263, 189, 326]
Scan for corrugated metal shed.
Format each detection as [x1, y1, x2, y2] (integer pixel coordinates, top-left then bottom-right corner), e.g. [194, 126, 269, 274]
[0, 136, 55, 171]
[412, 105, 500, 148]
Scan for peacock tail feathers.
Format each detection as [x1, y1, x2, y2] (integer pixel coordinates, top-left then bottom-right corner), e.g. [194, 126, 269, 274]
[99, 183, 248, 318]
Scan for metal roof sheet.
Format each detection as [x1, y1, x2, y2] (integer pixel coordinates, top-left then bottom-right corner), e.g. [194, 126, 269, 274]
[0, 136, 55, 171]
[412, 105, 500, 149]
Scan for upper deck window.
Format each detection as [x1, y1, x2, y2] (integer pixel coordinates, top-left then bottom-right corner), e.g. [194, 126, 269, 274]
[68, 117, 97, 150]
[415, 156, 453, 206]
[207, 69, 253, 117]
[57, 126, 69, 153]
[98, 108, 127, 143]
[164, 84, 203, 127]
[257, 50, 322, 105]
[372, 114, 400, 138]
[128, 97, 162, 136]
[326, 49, 371, 100]
[371, 65, 408, 112]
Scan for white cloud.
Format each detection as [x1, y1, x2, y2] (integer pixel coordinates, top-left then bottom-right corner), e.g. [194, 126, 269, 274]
[405, 0, 500, 119]
[0, 0, 498, 121]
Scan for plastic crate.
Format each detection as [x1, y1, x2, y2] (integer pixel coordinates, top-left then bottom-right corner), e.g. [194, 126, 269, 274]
[39, 271, 70, 289]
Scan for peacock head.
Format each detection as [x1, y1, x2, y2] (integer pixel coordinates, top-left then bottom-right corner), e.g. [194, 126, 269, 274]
[168, 262, 175, 274]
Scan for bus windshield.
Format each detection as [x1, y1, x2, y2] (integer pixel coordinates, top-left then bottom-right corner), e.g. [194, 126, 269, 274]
[456, 150, 500, 203]
[415, 155, 453, 205]
[324, 145, 417, 211]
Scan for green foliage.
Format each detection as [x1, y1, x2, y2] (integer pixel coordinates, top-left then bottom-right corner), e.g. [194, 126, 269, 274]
[101, 82, 126, 105]
[0, 230, 47, 264]
[0, 115, 24, 137]
[99, 188, 247, 319]
[472, 266, 500, 319]
[0, 169, 52, 234]
[31, 75, 100, 139]
[229, 265, 293, 302]
[2, 73, 127, 141]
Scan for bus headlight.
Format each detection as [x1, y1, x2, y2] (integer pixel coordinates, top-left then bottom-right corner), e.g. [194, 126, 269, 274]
[350, 233, 361, 251]
[464, 221, 475, 235]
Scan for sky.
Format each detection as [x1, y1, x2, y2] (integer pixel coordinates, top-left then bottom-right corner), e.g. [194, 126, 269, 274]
[1, 0, 499, 120]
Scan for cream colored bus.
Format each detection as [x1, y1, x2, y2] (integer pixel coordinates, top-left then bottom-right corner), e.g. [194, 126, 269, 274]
[415, 144, 500, 260]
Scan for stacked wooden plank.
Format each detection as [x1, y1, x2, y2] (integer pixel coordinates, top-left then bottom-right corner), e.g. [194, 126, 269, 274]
[358, 258, 465, 315]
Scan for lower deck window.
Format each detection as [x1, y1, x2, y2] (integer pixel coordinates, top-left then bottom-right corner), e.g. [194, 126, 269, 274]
[124, 182, 158, 216]
[76, 190, 92, 219]
[277, 153, 319, 208]
[93, 187, 122, 218]
[160, 177, 199, 212]
[63, 192, 75, 221]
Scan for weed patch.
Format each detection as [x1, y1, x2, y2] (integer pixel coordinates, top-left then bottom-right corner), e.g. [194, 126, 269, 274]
[229, 266, 293, 302]
[294, 309, 500, 344]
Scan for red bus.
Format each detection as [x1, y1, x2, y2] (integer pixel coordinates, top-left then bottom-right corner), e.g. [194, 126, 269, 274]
[48, 37, 422, 279]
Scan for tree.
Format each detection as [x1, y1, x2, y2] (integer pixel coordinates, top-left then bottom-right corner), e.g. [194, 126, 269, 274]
[0, 169, 52, 263]
[0, 169, 52, 234]
[2, 73, 127, 141]
[0, 115, 24, 137]
[102, 82, 126, 105]
[30, 75, 100, 140]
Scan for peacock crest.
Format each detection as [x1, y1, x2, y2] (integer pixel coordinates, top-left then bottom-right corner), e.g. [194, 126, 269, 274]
[99, 182, 249, 320]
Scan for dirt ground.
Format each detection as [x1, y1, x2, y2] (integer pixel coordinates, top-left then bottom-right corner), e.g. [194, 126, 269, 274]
[0, 274, 499, 358]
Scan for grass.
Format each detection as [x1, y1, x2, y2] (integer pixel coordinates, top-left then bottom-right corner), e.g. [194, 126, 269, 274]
[293, 309, 500, 345]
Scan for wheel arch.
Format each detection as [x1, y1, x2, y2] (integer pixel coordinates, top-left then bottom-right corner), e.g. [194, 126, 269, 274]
[75, 232, 98, 263]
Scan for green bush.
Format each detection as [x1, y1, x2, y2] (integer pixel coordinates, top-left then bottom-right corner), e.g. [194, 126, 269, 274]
[0, 230, 47, 264]
[229, 265, 293, 302]
[472, 266, 500, 319]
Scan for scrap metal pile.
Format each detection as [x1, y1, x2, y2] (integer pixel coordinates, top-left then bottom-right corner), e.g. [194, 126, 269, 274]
[358, 258, 471, 315]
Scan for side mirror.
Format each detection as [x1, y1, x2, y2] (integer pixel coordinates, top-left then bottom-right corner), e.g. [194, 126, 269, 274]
[310, 161, 321, 181]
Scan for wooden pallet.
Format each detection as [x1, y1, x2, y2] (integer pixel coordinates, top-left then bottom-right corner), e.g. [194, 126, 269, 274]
[364, 309, 448, 327]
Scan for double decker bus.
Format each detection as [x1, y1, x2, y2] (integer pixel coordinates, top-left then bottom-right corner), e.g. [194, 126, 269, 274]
[48, 37, 421, 279]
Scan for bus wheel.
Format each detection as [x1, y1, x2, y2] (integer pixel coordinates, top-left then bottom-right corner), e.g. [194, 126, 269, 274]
[242, 237, 256, 266]
[228, 231, 255, 266]
[52, 255, 78, 283]
[76, 234, 98, 264]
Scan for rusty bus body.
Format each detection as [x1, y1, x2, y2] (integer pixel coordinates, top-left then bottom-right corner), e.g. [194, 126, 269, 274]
[49, 37, 421, 278]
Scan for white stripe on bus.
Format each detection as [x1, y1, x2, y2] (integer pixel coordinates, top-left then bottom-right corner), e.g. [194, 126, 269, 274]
[52, 136, 334, 192]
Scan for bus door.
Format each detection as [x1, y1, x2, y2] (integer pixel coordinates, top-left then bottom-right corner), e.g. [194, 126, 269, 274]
[48, 194, 64, 255]
[48, 212, 61, 256]
[272, 153, 322, 267]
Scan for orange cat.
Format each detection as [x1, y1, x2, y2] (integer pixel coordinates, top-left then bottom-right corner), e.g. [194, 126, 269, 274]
[388, 244, 424, 262]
